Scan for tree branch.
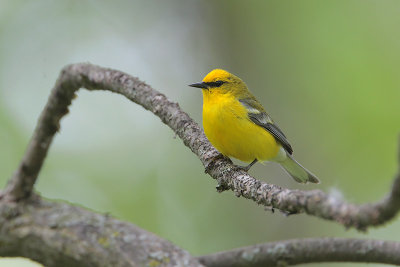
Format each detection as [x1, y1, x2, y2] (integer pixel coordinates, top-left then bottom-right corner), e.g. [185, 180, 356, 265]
[0, 194, 203, 267]
[197, 238, 400, 267]
[3, 63, 400, 231]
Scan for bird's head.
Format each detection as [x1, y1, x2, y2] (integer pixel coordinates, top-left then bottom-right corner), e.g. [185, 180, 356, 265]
[189, 69, 248, 97]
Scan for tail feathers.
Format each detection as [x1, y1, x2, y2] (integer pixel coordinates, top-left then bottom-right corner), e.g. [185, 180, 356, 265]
[279, 154, 320, 184]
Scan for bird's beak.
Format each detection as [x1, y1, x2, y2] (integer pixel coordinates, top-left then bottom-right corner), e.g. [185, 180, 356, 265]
[189, 82, 208, 89]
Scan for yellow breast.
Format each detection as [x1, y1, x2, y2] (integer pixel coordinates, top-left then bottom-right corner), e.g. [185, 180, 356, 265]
[202, 91, 280, 162]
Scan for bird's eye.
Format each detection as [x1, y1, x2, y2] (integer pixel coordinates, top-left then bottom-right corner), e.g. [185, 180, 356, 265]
[206, 80, 225, 88]
[214, 81, 224, 87]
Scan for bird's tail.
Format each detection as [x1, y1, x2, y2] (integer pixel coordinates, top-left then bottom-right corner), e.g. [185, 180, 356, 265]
[279, 154, 320, 184]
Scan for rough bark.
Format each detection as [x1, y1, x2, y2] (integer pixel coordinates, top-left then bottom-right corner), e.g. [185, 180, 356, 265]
[1, 63, 400, 266]
[0, 194, 203, 267]
[197, 238, 400, 267]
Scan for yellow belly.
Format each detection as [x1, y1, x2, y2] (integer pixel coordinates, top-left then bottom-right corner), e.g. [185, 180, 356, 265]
[202, 92, 279, 162]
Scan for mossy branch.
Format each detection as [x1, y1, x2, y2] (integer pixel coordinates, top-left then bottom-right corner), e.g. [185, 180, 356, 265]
[197, 238, 400, 266]
[1, 63, 400, 266]
[0, 195, 203, 267]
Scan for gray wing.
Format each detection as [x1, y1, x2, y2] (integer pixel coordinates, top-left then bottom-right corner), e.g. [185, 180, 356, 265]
[239, 99, 293, 155]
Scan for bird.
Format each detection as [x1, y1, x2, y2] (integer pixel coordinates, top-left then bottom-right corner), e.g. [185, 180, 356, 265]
[189, 69, 319, 184]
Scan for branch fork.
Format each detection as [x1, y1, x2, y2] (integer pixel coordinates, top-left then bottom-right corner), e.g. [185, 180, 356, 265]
[1, 63, 400, 266]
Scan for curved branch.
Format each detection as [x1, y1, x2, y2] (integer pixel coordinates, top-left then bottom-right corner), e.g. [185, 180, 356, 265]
[197, 238, 400, 267]
[4, 63, 400, 231]
[0, 194, 203, 267]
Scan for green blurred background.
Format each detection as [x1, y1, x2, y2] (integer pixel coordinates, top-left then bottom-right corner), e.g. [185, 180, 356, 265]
[0, 1, 399, 266]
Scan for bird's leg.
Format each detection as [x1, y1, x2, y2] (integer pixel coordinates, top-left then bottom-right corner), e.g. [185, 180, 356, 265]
[238, 159, 258, 172]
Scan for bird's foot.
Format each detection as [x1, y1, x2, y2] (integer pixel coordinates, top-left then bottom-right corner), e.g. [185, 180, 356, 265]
[235, 165, 251, 172]
[235, 159, 258, 172]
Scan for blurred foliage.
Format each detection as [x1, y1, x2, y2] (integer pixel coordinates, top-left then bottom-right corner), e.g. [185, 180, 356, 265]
[0, 1, 399, 266]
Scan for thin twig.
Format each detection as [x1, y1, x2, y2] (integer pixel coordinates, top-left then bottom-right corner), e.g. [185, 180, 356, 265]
[4, 63, 400, 231]
[197, 238, 400, 267]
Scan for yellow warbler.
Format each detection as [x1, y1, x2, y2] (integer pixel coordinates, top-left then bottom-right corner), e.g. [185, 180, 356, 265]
[189, 69, 319, 184]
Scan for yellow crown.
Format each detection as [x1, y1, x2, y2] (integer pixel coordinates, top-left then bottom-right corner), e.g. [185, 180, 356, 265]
[203, 69, 231, 83]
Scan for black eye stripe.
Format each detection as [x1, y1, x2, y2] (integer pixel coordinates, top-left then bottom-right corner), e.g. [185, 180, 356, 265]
[204, 81, 225, 88]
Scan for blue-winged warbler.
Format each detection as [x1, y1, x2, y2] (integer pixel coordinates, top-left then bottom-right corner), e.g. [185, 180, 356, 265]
[189, 69, 319, 184]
